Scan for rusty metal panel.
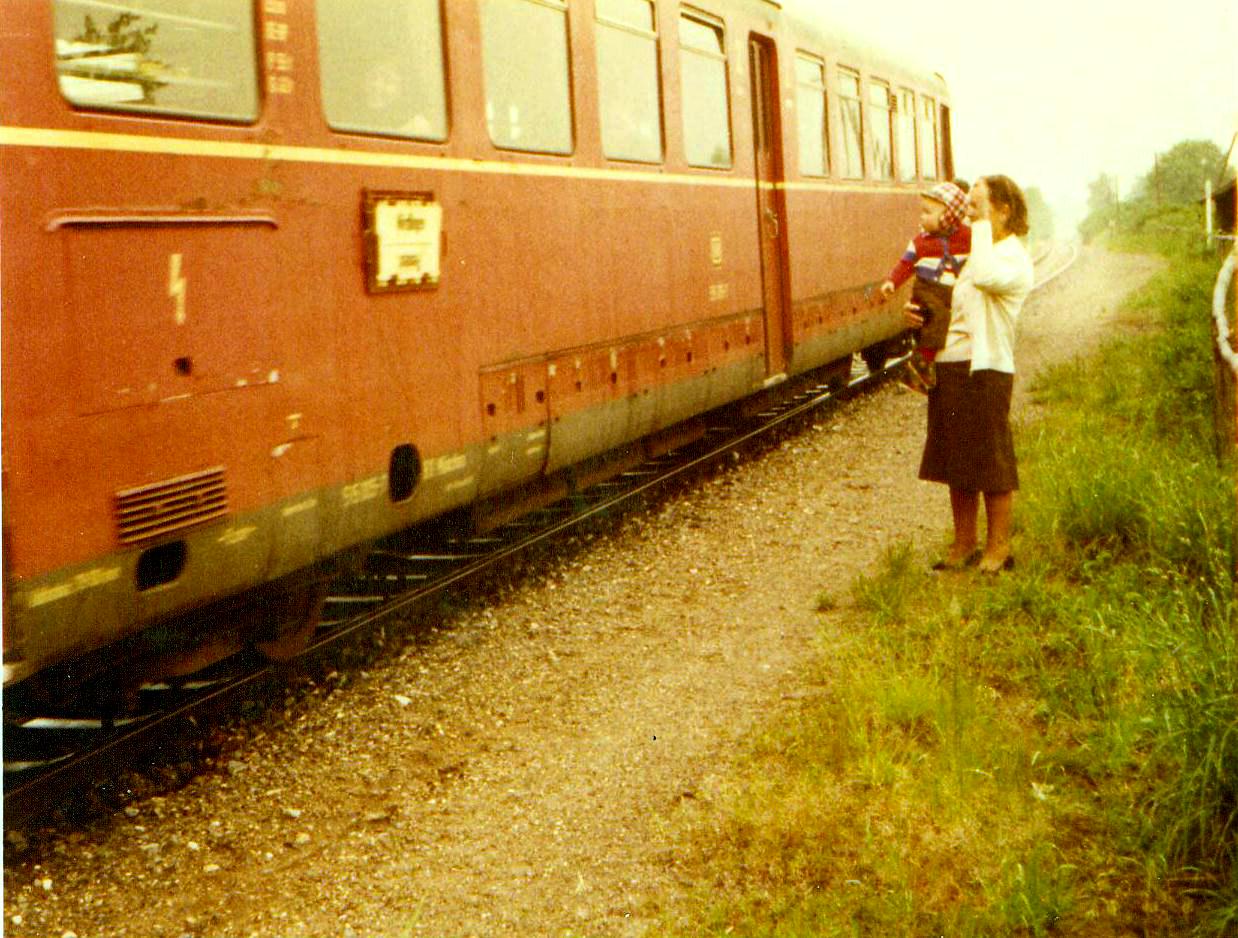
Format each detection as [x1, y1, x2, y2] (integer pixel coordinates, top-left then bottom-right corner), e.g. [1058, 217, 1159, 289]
[63, 221, 281, 415]
[479, 359, 550, 441]
[114, 467, 228, 545]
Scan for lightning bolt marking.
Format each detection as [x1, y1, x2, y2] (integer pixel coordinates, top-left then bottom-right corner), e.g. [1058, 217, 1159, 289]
[168, 253, 187, 325]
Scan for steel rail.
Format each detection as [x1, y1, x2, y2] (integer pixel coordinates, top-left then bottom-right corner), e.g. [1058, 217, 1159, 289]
[1032, 240, 1080, 289]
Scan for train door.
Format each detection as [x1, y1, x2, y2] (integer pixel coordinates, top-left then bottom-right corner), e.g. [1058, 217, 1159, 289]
[748, 34, 792, 379]
[941, 105, 956, 179]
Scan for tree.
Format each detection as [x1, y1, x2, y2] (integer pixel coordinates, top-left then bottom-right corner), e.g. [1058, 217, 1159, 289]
[1079, 173, 1119, 241]
[75, 13, 159, 55]
[1024, 185, 1055, 241]
[1087, 173, 1118, 217]
[1133, 140, 1226, 205]
[67, 13, 165, 104]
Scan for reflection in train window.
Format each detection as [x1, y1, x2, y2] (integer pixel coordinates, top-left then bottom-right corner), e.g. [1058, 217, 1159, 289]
[867, 80, 893, 180]
[920, 95, 939, 180]
[678, 11, 731, 169]
[897, 87, 917, 181]
[596, 0, 663, 163]
[481, 0, 573, 154]
[52, 0, 257, 120]
[794, 54, 829, 177]
[317, 0, 447, 141]
[836, 68, 863, 179]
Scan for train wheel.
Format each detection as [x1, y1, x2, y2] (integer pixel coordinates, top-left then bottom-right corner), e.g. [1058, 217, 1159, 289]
[823, 357, 852, 394]
[254, 584, 328, 662]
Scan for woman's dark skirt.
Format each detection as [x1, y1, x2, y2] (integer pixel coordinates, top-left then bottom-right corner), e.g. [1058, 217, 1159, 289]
[918, 361, 1018, 492]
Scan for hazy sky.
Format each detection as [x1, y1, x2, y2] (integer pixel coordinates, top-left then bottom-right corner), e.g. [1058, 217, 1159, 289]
[842, 0, 1238, 231]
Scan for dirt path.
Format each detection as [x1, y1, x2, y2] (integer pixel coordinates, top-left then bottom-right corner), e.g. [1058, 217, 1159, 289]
[3, 247, 1163, 938]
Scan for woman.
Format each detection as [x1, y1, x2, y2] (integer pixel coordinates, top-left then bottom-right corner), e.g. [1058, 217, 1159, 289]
[908, 175, 1035, 574]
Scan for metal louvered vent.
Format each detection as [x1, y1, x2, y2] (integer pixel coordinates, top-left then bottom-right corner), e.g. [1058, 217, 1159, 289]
[115, 467, 228, 545]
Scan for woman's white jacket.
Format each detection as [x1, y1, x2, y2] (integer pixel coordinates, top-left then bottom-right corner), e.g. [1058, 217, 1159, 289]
[938, 219, 1035, 374]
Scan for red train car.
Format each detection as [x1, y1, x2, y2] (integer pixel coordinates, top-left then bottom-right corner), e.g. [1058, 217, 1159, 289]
[1, 0, 953, 699]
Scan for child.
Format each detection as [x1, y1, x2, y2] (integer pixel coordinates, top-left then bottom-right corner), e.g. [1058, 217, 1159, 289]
[879, 181, 971, 391]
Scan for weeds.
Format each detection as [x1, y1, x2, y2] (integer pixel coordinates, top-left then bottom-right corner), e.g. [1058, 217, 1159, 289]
[850, 541, 923, 626]
[995, 843, 1076, 936]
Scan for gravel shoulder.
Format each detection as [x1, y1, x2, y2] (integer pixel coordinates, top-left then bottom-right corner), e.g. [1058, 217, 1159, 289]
[3, 246, 1164, 938]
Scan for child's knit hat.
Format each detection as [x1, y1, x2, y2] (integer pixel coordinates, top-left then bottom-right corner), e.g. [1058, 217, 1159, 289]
[923, 181, 968, 230]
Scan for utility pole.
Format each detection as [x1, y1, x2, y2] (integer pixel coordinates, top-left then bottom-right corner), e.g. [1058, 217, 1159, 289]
[1205, 178, 1214, 248]
[1113, 173, 1120, 230]
[1203, 155, 1214, 249]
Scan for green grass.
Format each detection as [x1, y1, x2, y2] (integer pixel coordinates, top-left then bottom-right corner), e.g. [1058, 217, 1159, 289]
[652, 240, 1238, 936]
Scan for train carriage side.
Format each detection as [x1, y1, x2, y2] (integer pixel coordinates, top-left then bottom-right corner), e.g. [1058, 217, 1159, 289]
[0, 0, 763, 690]
[0, 0, 952, 697]
[776, 5, 955, 375]
[1, 0, 366, 688]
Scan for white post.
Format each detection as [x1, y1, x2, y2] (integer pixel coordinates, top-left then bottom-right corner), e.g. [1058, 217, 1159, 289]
[1205, 179, 1214, 248]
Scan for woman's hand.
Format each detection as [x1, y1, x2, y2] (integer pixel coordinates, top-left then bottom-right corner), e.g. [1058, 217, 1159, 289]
[903, 301, 925, 329]
[967, 179, 991, 223]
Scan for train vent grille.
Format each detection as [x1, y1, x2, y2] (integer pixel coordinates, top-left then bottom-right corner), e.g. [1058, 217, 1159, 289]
[114, 467, 229, 544]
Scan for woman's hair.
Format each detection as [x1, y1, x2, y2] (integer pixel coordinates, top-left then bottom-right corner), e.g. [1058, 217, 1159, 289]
[981, 175, 1029, 236]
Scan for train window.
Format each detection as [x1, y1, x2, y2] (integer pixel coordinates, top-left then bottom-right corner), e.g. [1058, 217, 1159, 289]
[896, 87, 917, 182]
[52, 0, 257, 121]
[794, 54, 829, 177]
[836, 68, 863, 179]
[678, 11, 732, 169]
[480, 0, 573, 154]
[596, 0, 663, 163]
[867, 80, 894, 180]
[920, 95, 939, 179]
[317, 0, 447, 141]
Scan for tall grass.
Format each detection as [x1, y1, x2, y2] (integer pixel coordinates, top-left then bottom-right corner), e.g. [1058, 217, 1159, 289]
[1018, 252, 1238, 928]
[654, 244, 1238, 935]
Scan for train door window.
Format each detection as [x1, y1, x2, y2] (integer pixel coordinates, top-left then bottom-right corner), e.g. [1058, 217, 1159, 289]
[317, 0, 447, 141]
[919, 95, 939, 179]
[480, 0, 573, 154]
[896, 87, 917, 182]
[867, 79, 894, 180]
[836, 67, 863, 179]
[794, 53, 829, 177]
[678, 11, 732, 169]
[52, 0, 258, 120]
[596, 0, 663, 162]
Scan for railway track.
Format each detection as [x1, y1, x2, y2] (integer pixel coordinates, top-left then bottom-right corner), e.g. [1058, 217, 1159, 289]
[2, 353, 897, 828]
[4, 245, 1077, 830]
[1032, 239, 1081, 288]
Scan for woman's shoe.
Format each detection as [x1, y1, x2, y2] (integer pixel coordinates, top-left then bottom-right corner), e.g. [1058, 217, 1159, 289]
[978, 555, 1015, 575]
[931, 549, 981, 571]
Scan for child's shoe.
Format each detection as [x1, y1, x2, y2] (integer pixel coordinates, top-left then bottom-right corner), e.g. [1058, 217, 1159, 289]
[901, 356, 930, 393]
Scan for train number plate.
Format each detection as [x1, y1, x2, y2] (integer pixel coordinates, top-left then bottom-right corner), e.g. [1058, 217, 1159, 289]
[363, 190, 442, 293]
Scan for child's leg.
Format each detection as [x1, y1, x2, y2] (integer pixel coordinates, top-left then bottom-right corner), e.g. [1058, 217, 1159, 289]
[909, 347, 937, 390]
[912, 281, 953, 352]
